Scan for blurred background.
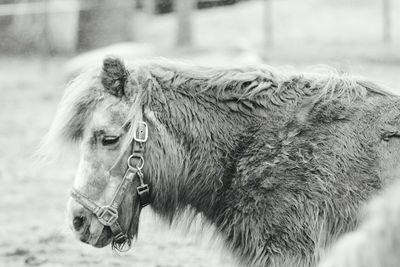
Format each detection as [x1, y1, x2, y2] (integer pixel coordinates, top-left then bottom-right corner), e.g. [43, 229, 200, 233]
[0, 0, 399, 266]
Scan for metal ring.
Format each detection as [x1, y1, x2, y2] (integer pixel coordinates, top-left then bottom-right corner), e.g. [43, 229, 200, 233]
[127, 154, 144, 170]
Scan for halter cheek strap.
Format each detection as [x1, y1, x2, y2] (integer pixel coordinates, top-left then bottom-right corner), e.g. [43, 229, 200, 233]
[71, 121, 150, 251]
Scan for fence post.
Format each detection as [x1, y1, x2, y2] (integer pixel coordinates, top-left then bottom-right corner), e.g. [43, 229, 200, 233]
[41, 0, 50, 70]
[265, 0, 273, 47]
[383, 0, 391, 43]
[77, 0, 134, 51]
[176, 0, 194, 47]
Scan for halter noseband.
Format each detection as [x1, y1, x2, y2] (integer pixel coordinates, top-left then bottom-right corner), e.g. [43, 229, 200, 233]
[71, 121, 150, 252]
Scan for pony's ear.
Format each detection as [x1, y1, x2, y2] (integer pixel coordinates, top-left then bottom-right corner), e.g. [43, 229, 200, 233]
[101, 56, 129, 97]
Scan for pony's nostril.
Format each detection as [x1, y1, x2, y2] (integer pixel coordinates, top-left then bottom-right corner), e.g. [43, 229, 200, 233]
[73, 216, 86, 231]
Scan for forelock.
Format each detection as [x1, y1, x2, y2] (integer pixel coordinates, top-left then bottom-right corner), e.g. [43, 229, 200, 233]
[40, 67, 104, 157]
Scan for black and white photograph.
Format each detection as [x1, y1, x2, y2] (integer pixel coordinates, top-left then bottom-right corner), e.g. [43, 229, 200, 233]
[1, 0, 400, 266]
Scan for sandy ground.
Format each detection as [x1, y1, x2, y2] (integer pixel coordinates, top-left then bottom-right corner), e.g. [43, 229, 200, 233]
[2, 1, 400, 266]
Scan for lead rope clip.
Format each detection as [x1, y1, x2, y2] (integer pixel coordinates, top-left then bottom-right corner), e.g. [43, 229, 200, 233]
[136, 171, 150, 207]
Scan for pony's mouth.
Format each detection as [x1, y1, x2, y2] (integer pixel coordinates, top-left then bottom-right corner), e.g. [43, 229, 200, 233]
[77, 222, 113, 248]
[78, 220, 114, 248]
[93, 226, 113, 248]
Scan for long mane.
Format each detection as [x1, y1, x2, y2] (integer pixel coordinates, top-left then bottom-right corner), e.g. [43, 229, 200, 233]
[131, 59, 394, 103]
[41, 58, 395, 157]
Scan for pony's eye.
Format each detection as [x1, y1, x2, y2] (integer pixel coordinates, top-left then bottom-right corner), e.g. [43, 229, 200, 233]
[101, 136, 120, 146]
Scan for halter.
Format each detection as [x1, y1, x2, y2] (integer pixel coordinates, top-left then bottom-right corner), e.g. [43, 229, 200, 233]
[71, 121, 150, 252]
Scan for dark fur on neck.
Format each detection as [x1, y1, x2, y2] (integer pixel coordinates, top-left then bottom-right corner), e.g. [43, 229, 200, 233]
[132, 62, 396, 267]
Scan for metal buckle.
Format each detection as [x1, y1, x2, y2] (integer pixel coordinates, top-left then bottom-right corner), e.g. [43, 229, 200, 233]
[96, 206, 118, 226]
[113, 232, 128, 244]
[133, 122, 148, 143]
[112, 234, 131, 252]
[127, 154, 144, 170]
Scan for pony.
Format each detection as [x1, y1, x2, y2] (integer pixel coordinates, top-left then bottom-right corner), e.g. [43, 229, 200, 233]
[43, 56, 400, 266]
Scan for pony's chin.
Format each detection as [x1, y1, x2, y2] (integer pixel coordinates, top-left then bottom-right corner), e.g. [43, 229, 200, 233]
[93, 226, 113, 248]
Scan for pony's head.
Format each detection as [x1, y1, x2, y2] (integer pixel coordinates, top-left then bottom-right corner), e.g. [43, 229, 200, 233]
[45, 57, 148, 249]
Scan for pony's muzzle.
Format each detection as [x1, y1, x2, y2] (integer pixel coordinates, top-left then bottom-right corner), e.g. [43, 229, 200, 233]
[68, 199, 90, 233]
[68, 200, 91, 233]
[68, 198, 109, 246]
[73, 215, 86, 231]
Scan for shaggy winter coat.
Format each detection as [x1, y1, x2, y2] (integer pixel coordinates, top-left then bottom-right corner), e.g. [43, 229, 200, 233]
[45, 57, 400, 267]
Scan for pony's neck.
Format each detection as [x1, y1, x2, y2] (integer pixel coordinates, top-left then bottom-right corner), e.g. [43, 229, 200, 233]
[142, 85, 258, 221]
